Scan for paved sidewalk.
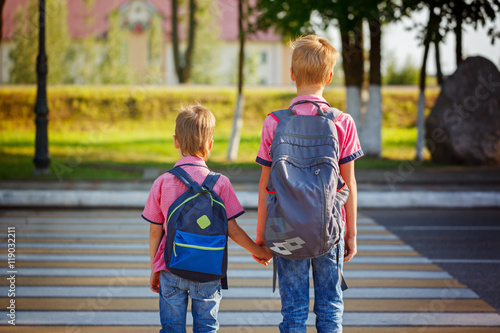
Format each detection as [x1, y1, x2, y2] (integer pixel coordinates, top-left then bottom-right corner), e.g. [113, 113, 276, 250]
[1, 166, 500, 208]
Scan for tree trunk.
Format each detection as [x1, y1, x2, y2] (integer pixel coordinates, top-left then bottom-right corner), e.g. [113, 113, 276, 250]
[0, 0, 5, 45]
[416, 37, 431, 162]
[340, 22, 364, 128]
[454, 3, 463, 67]
[365, 16, 382, 158]
[434, 40, 444, 85]
[171, 0, 196, 83]
[227, 0, 246, 161]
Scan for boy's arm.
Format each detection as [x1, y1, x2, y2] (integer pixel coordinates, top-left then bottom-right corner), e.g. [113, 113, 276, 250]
[228, 218, 272, 264]
[340, 161, 358, 263]
[149, 223, 163, 293]
[256, 166, 271, 245]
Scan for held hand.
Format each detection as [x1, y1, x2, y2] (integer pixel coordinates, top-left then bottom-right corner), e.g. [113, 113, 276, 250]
[150, 271, 160, 293]
[344, 235, 357, 263]
[255, 245, 273, 265]
[252, 236, 270, 265]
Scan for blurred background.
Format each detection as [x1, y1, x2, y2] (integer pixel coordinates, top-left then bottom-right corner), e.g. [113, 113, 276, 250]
[1, 0, 499, 180]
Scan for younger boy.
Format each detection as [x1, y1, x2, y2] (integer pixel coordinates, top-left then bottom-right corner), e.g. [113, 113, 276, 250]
[144, 104, 272, 333]
[254, 35, 363, 332]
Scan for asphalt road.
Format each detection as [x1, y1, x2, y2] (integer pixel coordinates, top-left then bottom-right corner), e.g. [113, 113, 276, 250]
[364, 208, 500, 312]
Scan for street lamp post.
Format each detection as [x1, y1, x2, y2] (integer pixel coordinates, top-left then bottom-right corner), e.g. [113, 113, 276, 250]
[33, 0, 50, 174]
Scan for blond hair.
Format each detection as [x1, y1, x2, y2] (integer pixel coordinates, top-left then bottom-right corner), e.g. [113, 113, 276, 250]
[175, 104, 216, 160]
[290, 35, 339, 87]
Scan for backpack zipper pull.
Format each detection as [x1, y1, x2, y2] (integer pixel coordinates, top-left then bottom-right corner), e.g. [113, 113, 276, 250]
[173, 243, 177, 257]
[315, 169, 320, 175]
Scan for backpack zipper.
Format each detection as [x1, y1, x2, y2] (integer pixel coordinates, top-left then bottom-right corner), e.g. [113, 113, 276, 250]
[173, 242, 225, 257]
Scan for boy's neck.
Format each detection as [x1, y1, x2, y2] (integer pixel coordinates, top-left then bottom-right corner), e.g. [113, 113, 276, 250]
[296, 84, 325, 98]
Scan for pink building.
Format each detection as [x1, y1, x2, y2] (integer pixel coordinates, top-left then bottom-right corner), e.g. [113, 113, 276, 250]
[1, 0, 292, 85]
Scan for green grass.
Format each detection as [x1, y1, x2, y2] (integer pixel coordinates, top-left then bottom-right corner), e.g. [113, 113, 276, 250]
[0, 117, 432, 180]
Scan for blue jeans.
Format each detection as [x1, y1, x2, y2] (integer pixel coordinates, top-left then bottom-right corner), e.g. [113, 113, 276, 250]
[276, 238, 345, 333]
[158, 270, 221, 333]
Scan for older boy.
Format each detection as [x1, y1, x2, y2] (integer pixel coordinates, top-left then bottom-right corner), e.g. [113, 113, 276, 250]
[255, 35, 363, 332]
[144, 104, 272, 333]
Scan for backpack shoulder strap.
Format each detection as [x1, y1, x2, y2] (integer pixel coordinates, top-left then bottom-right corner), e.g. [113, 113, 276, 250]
[269, 109, 289, 123]
[323, 107, 343, 122]
[168, 166, 202, 192]
[201, 171, 221, 191]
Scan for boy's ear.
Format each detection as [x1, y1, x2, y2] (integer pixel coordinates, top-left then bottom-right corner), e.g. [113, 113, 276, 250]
[326, 70, 333, 85]
[208, 138, 214, 152]
[290, 67, 296, 82]
[173, 135, 180, 149]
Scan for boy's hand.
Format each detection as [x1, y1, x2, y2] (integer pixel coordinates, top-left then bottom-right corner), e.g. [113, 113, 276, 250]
[344, 235, 357, 263]
[150, 271, 160, 293]
[253, 245, 273, 266]
[252, 236, 268, 264]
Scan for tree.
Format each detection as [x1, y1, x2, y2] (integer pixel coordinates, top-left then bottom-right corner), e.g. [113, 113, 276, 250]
[407, 0, 500, 160]
[0, 0, 6, 45]
[146, 13, 164, 84]
[227, 0, 247, 161]
[190, 0, 221, 84]
[255, 0, 404, 158]
[406, 0, 443, 161]
[383, 55, 419, 85]
[8, 0, 73, 84]
[99, 11, 132, 84]
[171, 0, 197, 83]
[442, 0, 500, 67]
[8, 0, 38, 84]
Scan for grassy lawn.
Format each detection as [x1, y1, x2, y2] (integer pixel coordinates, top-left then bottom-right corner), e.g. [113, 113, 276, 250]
[0, 117, 430, 180]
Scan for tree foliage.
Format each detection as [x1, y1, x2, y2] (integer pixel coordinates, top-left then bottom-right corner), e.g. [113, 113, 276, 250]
[9, 0, 74, 84]
[190, 0, 221, 84]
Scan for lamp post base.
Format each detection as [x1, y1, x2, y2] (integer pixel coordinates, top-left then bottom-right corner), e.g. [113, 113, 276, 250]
[32, 168, 51, 176]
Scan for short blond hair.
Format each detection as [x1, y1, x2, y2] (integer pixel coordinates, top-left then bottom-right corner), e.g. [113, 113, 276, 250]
[175, 104, 215, 160]
[291, 35, 339, 87]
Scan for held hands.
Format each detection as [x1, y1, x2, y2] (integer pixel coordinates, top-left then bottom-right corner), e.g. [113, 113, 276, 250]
[252, 236, 273, 266]
[150, 271, 160, 293]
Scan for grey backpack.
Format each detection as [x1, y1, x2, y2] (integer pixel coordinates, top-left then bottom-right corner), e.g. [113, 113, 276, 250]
[265, 100, 349, 290]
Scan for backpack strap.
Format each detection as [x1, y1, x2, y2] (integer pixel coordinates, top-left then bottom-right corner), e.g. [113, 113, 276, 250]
[272, 253, 277, 293]
[269, 109, 289, 123]
[168, 166, 203, 193]
[323, 107, 343, 122]
[201, 171, 221, 191]
[337, 245, 349, 291]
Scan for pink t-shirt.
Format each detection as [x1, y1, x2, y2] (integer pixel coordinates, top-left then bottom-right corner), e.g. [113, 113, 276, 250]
[142, 156, 244, 273]
[255, 95, 363, 222]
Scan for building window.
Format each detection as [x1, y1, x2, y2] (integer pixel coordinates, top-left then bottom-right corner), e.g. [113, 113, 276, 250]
[261, 51, 267, 64]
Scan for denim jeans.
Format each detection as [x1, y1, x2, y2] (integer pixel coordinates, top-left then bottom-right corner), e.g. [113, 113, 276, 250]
[158, 270, 221, 333]
[276, 237, 345, 333]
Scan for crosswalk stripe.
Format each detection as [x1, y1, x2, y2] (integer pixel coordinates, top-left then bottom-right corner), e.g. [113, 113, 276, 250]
[8, 231, 398, 240]
[1, 310, 500, 326]
[3, 298, 494, 312]
[1, 326, 500, 333]
[9, 253, 431, 264]
[0, 285, 477, 299]
[13, 242, 415, 252]
[0, 277, 465, 288]
[0, 267, 453, 278]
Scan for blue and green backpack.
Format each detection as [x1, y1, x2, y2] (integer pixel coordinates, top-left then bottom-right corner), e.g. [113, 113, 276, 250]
[164, 165, 229, 289]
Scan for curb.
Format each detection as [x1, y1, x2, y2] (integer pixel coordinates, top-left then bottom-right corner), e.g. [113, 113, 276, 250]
[1, 190, 500, 209]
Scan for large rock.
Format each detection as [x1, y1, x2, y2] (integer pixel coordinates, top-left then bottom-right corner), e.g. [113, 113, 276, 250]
[425, 56, 500, 165]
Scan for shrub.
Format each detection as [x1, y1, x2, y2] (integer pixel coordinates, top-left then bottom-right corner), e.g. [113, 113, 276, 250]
[0, 85, 439, 131]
